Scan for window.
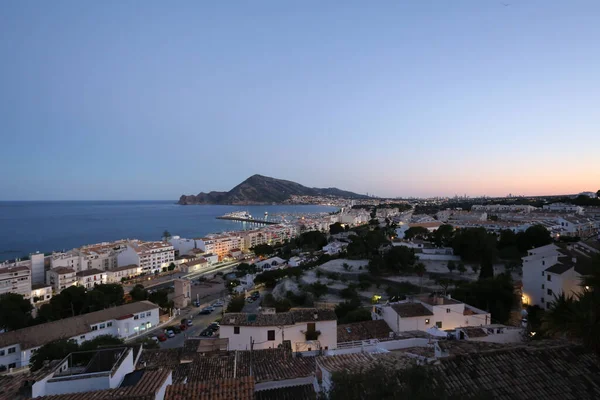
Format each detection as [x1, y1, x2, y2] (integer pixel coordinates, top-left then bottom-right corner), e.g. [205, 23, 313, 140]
[542, 261, 545, 266]
[8, 363, 16, 369]
[99, 323, 106, 329]
[134, 315, 139, 320]
[446, 308, 451, 313]
[91, 325, 98, 331]
[547, 275, 552, 282]
[146, 312, 151, 317]
[425, 319, 430, 325]
[8, 347, 15, 354]
[234, 327, 240, 334]
[541, 298, 545, 303]
[107, 322, 112, 327]
[0, 350, 4, 356]
[307, 322, 316, 332]
[435, 322, 442, 329]
[542, 284, 545, 289]
[542, 271, 544, 276]
[547, 289, 553, 296]
[80, 335, 85, 340]
[267, 330, 275, 341]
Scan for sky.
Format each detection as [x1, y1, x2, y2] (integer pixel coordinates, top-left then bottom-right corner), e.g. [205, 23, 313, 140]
[1, 1, 599, 200]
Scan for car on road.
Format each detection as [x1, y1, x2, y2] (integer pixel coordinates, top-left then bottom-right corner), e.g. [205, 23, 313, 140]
[151, 336, 159, 344]
[157, 333, 168, 342]
[180, 324, 188, 331]
[212, 300, 224, 307]
[166, 330, 175, 338]
[246, 297, 254, 303]
[199, 329, 214, 337]
[251, 291, 260, 299]
[205, 306, 215, 312]
[168, 326, 182, 334]
[198, 309, 211, 315]
[187, 319, 193, 326]
[193, 300, 200, 307]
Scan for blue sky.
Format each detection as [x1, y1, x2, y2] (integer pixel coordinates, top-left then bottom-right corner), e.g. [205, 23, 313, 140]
[1, 1, 599, 200]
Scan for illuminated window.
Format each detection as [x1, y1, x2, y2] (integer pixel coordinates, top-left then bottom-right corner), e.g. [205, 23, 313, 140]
[425, 319, 430, 325]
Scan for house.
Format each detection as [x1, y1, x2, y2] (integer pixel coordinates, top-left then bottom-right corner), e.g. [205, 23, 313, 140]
[179, 258, 208, 274]
[168, 235, 197, 256]
[229, 248, 243, 259]
[336, 320, 393, 343]
[75, 268, 107, 288]
[372, 294, 491, 332]
[220, 308, 337, 352]
[31, 347, 172, 399]
[521, 243, 592, 308]
[31, 283, 52, 304]
[556, 216, 599, 238]
[203, 253, 219, 265]
[165, 377, 254, 400]
[542, 203, 584, 214]
[254, 257, 286, 270]
[46, 267, 77, 293]
[0, 301, 159, 370]
[105, 264, 141, 283]
[0, 265, 31, 299]
[117, 241, 175, 274]
[322, 241, 348, 255]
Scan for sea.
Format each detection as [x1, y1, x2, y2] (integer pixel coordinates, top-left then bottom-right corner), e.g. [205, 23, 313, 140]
[0, 201, 339, 261]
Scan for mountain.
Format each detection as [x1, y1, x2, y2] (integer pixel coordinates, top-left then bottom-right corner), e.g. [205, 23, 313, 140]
[178, 174, 368, 205]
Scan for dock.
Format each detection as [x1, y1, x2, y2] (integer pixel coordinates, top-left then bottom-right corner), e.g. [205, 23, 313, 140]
[216, 216, 279, 225]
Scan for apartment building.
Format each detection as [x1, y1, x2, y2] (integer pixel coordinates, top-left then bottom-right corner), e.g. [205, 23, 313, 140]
[372, 294, 491, 332]
[471, 204, 537, 213]
[117, 241, 175, 274]
[75, 268, 107, 289]
[51, 240, 129, 273]
[556, 216, 599, 238]
[521, 243, 592, 308]
[46, 267, 77, 292]
[0, 301, 159, 370]
[0, 266, 32, 300]
[105, 264, 141, 283]
[31, 283, 52, 304]
[221, 308, 337, 352]
[0, 252, 45, 285]
[542, 203, 584, 214]
[196, 235, 244, 259]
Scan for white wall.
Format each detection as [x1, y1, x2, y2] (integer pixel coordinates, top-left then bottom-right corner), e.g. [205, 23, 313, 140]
[30, 253, 46, 285]
[221, 320, 337, 351]
[117, 247, 140, 269]
[154, 372, 173, 400]
[169, 237, 196, 256]
[416, 254, 461, 261]
[0, 344, 21, 370]
[45, 375, 109, 396]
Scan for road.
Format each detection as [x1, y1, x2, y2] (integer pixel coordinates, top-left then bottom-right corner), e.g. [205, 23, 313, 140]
[159, 305, 226, 349]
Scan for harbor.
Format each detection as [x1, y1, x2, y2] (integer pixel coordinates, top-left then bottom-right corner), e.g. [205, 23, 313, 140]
[216, 211, 279, 225]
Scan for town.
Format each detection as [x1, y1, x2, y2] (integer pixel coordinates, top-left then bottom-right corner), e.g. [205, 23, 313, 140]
[1, 191, 600, 399]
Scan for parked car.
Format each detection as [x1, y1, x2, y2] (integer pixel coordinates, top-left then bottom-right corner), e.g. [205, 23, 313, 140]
[151, 336, 159, 344]
[157, 333, 168, 342]
[187, 319, 193, 326]
[212, 300, 224, 307]
[209, 321, 220, 328]
[198, 309, 211, 315]
[251, 291, 260, 298]
[169, 326, 182, 334]
[246, 297, 254, 303]
[205, 306, 215, 312]
[193, 300, 200, 307]
[200, 329, 213, 337]
[166, 330, 175, 338]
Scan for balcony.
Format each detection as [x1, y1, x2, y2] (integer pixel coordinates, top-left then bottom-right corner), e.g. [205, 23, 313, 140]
[303, 330, 321, 341]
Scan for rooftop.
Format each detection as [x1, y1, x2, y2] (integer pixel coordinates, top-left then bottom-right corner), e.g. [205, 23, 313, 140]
[255, 384, 317, 400]
[416, 295, 462, 306]
[50, 267, 75, 275]
[337, 320, 393, 342]
[108, 264, 139, 272]
[0, 265, 30, 274]
[76, 268, 105, 278]
[221, 308, 337, 327]
[0, 301, 158, 350]
[164, 377, 254, 400]
[391, 303, 434, 318]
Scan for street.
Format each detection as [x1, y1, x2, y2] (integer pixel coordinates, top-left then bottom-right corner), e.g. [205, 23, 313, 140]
[158, 304, 226, 349]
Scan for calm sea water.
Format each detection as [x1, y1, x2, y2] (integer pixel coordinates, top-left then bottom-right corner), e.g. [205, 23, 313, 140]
[0, 201, 338, 261]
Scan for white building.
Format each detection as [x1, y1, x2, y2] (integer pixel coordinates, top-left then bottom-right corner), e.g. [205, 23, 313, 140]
[47, 267, 77, 293]
[471, 204, 537, 213]
[117, 241, 175, 274]
[51, 240, 129, 273]
[168, 236, 198, 256]
[180, 258, 208, 274]
[322, 241, 348, 255]
[0, 301, 159, 370]
[105, 264, 141, 283]
[0, 266, 32, 300]
[31, 283, 52, 304]
[75, 268, 107, 289]
[203, 253, 219, 265]
[31, 347, 172, 399]
[220, 308, 338, 352]
[196, 235, 245, 260]
[0, 252, 45, 286]
[556, 216, 599, 238]
[542, 203, 584, 214]
[521, 243, 590, 308]
[372, 294, 491, 332]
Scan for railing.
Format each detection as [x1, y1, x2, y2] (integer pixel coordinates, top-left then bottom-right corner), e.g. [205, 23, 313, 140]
[336, 339, 381, 349]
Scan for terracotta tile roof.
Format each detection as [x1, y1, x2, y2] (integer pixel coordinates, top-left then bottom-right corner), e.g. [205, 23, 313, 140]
[0, 265, 30, 274]
[391, 303, 434, 318]
[317, 352, 415, 374]
[433, 345, 600, 399]
[337, 320, 393, 342]
[76, 268, 105, 277]
[459, 327, 488, 338]
[255, 384, 317, 400]
[164, 376, 254, 400]
[0, 301, 158, 350]
[51, 267, 75, 275]
[34, 368, 171, 400]
[221, 309, 336, 327]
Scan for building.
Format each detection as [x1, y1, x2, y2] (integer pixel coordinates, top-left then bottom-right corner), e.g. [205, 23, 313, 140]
[51, 240, 129, 273]
[372, 294, 491, 332]
[179, 258, 208, 274]
[203, 253, 218, 265]
[322, 241, 348, 255]
[0, 252, 45, 286]
[542, 203, 584, 214]
[105, 264, 140, 283]
[31, 283, 52, 304]
[196, 235, 244, 260]
[0, 265, 31, 300]
[117, 241, 175, 274]
[46, 267, 77, 293]
[31, 347, 172, 399]
[168, 236, 198, 256]
[220, 308, 337, 352]
[75, 268, 107, 289]
[471, 204, 537, 213]
[0, 301, 159, 369]
[556, 216, 599, 238]
[173, 279, 191, 309]
[521, 243, 592, 308]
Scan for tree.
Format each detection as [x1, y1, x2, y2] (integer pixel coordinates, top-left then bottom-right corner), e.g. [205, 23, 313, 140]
[49, 285, 88, 319]
[0, 293, 33, 331]
[92, 284, 125, 308]
[471, 264, 479, 275]
[597, 189, 600, 198]
[451, 227, 497, 264]
[130, 284, 148, 302]
[447, 260, 456, 273]
[167, 262, 176, 271]
[30, 339, 79, 371]
[479, 257, 494, 279]
[457, 263, 467, 275]
[452, 273, 514, 324]
[404, 226, 429, 240]
[252, 243, 275, 257]
[431, 224, 454, 247]
[162, 230, 172, 242]
[226, 294, 246, 312]
[414, 263, 426, 277]
[517, 225, 552, 252]
[384, 246, 416, 273]
[148, 289, 171, 309]
[306, 282, 328, 299]
[329, 222, 345, 235]
[79, 335, 124, 352]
